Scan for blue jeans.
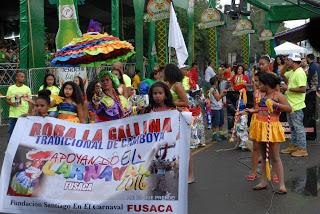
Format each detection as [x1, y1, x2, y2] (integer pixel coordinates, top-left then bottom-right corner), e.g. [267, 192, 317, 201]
[212, 109, 224, 128]
[8, 118, 18, 142]
[287, 110, 306, 149]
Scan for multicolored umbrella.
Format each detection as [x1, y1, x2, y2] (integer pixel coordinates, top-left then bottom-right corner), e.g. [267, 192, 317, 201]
[51, 32, 135, 67]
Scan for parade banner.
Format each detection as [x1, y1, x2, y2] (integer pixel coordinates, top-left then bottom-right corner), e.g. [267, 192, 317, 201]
[0, 111, 191, 214]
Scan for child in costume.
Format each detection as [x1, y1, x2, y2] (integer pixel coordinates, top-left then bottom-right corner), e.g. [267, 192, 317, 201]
[54, 81, 85, 123]
[8, 150, 53, 197]
[250, 72, 291, 194]
[235, 97, 249, 150]
[88, 70, 131, 122]
[189, 85, 206, 149]
[245, 72, 264, 181]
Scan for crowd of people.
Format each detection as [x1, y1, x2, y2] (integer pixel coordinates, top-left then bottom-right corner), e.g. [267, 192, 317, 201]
[203, 52, 320, 194]
[4, 50, 320, 193]
[0, 41, 19, 64]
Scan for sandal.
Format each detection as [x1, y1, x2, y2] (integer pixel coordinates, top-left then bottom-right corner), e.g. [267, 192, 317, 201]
[247, 174, 257, 181]
[274, 189, 287, 195]
[272, 175, 280, 184]
[253, 185, 267, 190]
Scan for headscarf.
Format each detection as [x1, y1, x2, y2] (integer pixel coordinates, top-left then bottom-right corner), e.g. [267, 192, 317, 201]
[98, 70, 120, 89]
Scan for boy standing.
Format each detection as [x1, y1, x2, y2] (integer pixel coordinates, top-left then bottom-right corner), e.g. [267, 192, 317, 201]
[6, 71, 32, 140]
[209, 76, 227, 141]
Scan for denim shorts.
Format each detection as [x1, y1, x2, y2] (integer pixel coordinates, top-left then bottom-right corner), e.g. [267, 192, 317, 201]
[211, 109, 224, 127]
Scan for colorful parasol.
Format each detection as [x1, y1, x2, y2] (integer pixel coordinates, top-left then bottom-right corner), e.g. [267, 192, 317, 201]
[51, 32, 135, 67]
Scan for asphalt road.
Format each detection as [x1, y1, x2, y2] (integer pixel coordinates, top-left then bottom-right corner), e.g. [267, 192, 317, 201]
[0, 126, 320, 214]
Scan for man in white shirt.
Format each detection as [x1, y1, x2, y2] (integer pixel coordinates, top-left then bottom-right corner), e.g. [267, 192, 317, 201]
[204, 61, 216, 91]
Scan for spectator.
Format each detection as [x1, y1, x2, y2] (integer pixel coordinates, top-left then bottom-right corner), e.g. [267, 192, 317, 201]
[280, 53, 308, 157]
[301, 58, 309, 73]
[179, 64, 191, 92]
[230, 64, 250, 91]
[112, 62, 132, 88]
[133, 69, 141, 90]
[6, 71, 32, 140]
[39, 74, 60, 117]
[273, 55, 285, 75]
[243, 63, 250, 77]
[112, 68, 128, 98]
[0, 45, 9, 63]
[204, 61, 216, 92]
[188, 62, 199, 86]
[306, 54, 320, 92]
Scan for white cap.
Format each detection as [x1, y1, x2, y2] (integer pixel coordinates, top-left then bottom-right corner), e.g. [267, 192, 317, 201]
[179, 64, 189, 69]
[288, 53, 302, 62]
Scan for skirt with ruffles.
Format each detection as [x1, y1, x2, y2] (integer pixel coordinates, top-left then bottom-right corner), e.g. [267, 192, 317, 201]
[58, 114, 80, 123]
[249, 114, 285, 143]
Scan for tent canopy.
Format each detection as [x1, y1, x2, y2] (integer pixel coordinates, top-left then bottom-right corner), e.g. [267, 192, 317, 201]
[274, 41, 310, 55]
[247, 0, 320, 22]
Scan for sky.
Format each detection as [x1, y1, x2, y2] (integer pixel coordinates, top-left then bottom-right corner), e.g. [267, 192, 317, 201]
[218, 0, 307, 29]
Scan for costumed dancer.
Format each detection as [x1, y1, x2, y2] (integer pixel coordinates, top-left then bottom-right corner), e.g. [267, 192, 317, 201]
[234, 89, 249, 150]
[189, 85, 206, 149]
[53, 81, 85, 123]
[250, 73, 291, 194]
[8, 150, 53, 197]
[88, 70, 131, 122]
[245, 71, 264, 181]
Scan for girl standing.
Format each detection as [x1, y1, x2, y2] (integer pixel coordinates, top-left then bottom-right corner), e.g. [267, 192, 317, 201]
[73, 76, 85, 98]
[246, 72, 264, 181]
[144, 81, 175, 113]
[250, 72, 291, 194]
[56, 81, 85, 123]
[38, 74, 60, 117]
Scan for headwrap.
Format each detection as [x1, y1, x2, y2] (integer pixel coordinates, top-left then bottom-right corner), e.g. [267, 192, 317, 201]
[138, 81, 150, 95]
[98, 70, 120, 89]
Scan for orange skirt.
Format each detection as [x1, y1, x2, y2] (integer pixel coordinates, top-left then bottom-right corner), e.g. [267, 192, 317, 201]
[58, 114, 80, 123]
[249, 114, 285, 143]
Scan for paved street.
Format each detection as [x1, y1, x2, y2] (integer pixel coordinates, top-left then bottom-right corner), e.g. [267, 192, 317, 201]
[0, 126, 320, 214]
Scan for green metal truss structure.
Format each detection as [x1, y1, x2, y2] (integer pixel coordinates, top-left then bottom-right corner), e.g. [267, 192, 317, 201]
[19, 0, 320, 71]
[248, 0, 320, 56]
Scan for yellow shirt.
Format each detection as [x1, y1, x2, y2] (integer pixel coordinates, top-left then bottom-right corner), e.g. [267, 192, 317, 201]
[6, 84, 31, 118]
[39, 85, 60, 112]
[182, 76, 190, 92]
[284, 67, 307, 112]
[123, 74, 132, 87]
[133, 74, 141, 90]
